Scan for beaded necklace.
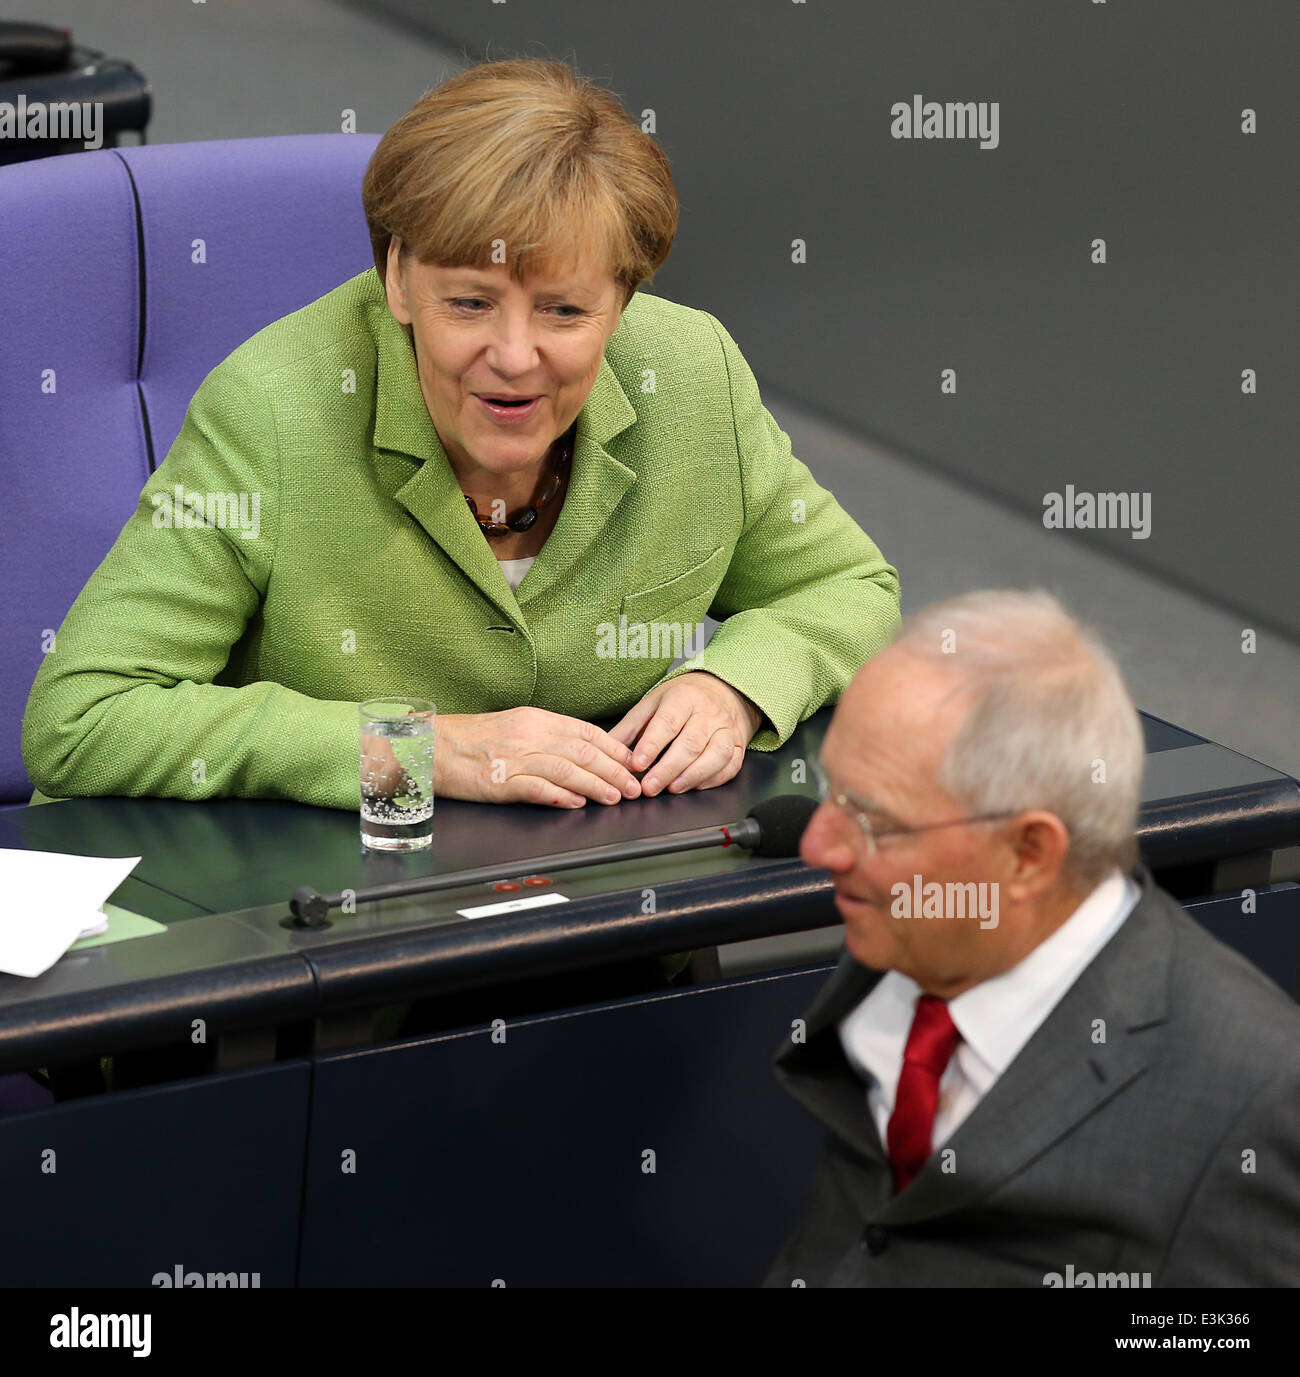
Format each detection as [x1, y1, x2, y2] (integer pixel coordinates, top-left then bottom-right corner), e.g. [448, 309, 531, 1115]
[462, 424, 575, 537]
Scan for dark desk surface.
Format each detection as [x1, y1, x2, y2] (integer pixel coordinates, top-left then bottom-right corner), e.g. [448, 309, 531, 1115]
[1, 708, 1297, 1071]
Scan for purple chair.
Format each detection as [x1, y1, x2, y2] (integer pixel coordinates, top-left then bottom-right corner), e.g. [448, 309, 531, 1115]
[0, 134, 382, 810]
[0, 1070, 54, 1116]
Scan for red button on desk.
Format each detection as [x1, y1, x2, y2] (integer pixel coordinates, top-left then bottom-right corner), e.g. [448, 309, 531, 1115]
[523, 876, 552, 886]
[492, 881, 522, 892]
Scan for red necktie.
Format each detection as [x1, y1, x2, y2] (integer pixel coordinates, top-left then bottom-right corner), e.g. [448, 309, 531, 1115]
[886, 994, 962, 1193]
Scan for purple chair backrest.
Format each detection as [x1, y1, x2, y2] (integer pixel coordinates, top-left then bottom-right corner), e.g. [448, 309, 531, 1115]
[1, 133, 381, 805]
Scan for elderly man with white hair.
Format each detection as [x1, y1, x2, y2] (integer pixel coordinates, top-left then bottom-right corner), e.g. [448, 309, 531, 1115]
[766, 589, 1300, 1287]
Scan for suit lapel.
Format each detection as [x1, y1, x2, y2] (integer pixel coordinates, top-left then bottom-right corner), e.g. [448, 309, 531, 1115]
[369, 299, 638, 627]
[777, 868, 1175, 1225]
[774, 949, 889, 1170]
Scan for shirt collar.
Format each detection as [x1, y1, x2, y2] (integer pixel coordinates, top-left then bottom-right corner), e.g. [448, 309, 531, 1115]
[947, 868, 1139, 1075]
[843, 868, 1140, 1081]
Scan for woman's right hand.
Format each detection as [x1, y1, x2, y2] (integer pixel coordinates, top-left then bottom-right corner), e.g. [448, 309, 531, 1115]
[434, 708, 644, 808]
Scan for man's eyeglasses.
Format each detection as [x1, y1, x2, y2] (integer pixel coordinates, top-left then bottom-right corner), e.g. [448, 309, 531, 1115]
[810, 756, 1020, 856]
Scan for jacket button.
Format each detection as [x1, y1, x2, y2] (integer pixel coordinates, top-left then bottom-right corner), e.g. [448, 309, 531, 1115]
[859, 1225, 888, 1256]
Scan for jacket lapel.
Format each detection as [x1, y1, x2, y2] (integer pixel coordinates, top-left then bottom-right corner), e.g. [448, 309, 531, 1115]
[774, 949, 889, 1171]
[369, 300, 638, 627]
[777, 868, 1174, 1225]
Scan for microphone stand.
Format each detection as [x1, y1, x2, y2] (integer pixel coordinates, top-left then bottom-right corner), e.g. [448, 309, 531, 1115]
[289, 816, 763, 928]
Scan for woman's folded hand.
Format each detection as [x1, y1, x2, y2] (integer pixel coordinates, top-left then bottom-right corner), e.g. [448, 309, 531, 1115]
[609, 671, 760, 796]
[433, 707, 644, 808]
[360, 728, 425, 805]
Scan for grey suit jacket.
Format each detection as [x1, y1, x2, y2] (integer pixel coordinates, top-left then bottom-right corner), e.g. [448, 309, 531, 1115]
[764, 866, 1300, 1287]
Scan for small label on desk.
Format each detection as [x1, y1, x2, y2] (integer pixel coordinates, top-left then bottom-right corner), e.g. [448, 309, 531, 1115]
[456, 892, 571, 919]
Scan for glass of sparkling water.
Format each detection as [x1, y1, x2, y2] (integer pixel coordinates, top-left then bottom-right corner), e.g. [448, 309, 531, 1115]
[359, 698, 436, 851]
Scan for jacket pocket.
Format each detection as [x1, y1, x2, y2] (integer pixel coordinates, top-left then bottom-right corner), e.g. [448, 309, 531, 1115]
[619, 546, 728, 625]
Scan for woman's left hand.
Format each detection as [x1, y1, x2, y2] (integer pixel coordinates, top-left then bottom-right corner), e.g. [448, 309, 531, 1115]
[608, 671, 763, 796]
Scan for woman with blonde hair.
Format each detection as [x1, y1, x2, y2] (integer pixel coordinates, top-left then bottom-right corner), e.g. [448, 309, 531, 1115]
[24, 58, 899, 814]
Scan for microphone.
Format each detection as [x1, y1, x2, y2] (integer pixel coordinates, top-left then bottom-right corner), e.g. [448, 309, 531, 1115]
[288, 793, 819, 927]
[745, 793, 820, 858]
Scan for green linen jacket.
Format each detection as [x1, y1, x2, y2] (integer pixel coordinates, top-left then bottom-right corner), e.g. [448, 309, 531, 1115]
[21, 269, 900, 811]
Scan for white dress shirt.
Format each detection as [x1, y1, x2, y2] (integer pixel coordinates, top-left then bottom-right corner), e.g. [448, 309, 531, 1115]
[497, 555, 536, 592]
[837, 868, 1141, 1153]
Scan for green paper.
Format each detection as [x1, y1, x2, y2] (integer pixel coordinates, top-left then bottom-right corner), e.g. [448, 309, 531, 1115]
[67, 902, 168, 950]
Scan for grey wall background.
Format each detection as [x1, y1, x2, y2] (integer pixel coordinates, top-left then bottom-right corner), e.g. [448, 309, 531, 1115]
[356, 0, 1299, 641]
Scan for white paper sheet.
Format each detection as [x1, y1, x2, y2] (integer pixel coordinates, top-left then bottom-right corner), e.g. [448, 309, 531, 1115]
[0, 849, 143, 978]
[455, 892, 570, 919]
